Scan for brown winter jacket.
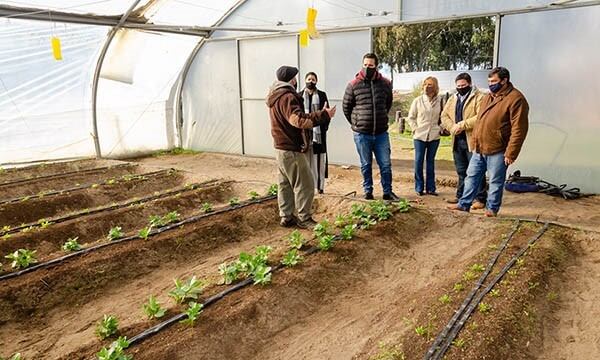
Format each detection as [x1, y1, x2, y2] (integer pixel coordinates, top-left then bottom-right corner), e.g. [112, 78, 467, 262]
[267, 81, 330, 153]
[471, 83, 529, 161]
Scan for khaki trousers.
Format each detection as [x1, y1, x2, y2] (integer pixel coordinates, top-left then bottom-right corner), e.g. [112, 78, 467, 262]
[276, 149, 314, 222]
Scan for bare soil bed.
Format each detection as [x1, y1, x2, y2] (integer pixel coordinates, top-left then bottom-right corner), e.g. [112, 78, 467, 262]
[0, 154, 598, 360]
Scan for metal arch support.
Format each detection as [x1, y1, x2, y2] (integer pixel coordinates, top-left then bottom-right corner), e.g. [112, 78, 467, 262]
[90, 0, 143, 159]
[173, 0, 250, 149]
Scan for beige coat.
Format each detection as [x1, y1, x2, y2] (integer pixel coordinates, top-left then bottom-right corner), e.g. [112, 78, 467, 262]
[407, 94, 442, 142]
[441, 88, 484, 151]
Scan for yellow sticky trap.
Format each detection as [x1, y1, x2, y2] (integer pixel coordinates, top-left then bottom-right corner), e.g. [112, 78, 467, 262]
[299, 29, 310, 47]
[307, 7, 319, 37]
[51, 36, 62, 60]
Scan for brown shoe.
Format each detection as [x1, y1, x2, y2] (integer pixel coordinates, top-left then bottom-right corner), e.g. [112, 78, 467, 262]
[471, 201, 485, 210]
[447, 204, 469, 212]
[484, 209, 497, 217]
[446, 198, 459, 204]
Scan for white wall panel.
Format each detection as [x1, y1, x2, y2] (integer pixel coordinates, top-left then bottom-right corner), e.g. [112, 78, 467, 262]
[241, 100, 274, 158]
[182, 40, 242, 154]
[498, 6, 600, 193]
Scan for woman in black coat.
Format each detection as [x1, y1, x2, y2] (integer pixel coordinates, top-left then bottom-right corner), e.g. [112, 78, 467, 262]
[299, 72, 329, 194]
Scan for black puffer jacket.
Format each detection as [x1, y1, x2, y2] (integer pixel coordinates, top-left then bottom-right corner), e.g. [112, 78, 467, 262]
[342, 69, 393, 135]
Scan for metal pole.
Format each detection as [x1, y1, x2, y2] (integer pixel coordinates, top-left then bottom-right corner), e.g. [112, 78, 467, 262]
[173, 0, 250, 150]
[237, 39, 246, 155]
[493, 14, 502, 67]
[90, 0, 143, 159]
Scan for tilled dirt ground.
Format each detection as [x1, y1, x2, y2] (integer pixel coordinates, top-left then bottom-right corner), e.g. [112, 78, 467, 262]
[0, 154, 598, 360]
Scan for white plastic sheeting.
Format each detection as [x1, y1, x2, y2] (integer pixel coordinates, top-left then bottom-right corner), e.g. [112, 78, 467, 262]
[214, 0, 398, 38]
[0, 18, 107, 163]
[182, 40, 242, 154]
[96, 29, 197, 158]
[182, 30, 369, 165]
[498, 6, 600, 193]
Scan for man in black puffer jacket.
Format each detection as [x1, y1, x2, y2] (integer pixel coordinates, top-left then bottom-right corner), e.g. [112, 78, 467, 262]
[343, 53, 399, 201]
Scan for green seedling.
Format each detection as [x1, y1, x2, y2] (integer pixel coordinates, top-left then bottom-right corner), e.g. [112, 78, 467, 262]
[168, 276, 205, 304]
[0, 354, 22, 360]
[478, 302, 492, 313]
[453, 283, 465, 292]
[5, 249, 37, 269]
[516, 258, 525, 267]
[438, 294, 452, 304]
[1, 225, 10, 232]
[350, 203, 369, 220]
[313, 220, 332, 238]
[267, 184, 278, 196]
[218, 262, 241, 285]
[415, 325, 428, 337]
[229, 197, 240, 206]
[138, 226, 152, 240]
[148, 215, 165, 227]
[341, 224, 357, 240]
[248, 191, 260, 200]
[470, 263, 485, 272]
[143, 295, 166, 319]
[547, 291, 559, 301]
[369, 200, 392, 220]
[396, 199, 410, 213]
[38, 219, 53, 229]
[334, 214, 350, 228]
[201, 202, 213, 213]
[287, 230, 306, 249]
[91, 183, 100, 188]
[281, 249, 303, 267]
[163, 211, 180, 224]
[180, 302, 203, 326]
[107, 226, 124, 241]
[252, 264, 272, 285]
[62, 237, 81, 252]
[490, 289, 500, 297]
[106, 179, 116, 185]
[96, 315, 119, 340]
[96, 336, 131, 360]
[317, 234, 335, 251]
[360, 215, 377, 230]
[452, 338, 466, 349]
[463, 270, 477, 281]
[507, 269, 518, 276]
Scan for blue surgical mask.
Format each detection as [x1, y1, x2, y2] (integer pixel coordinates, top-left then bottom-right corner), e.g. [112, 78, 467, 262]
[489, 82, 503, 93]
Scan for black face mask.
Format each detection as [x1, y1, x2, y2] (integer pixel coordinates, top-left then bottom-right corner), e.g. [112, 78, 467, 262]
[456, 86, 471, 96]
[306, 82, 316, 90]
[363, 66, 376, 80]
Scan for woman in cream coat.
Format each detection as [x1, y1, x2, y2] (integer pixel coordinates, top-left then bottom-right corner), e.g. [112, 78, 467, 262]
[407, 76, 442, 196]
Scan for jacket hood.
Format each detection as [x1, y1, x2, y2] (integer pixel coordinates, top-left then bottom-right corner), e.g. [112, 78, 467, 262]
[266, 81, 296, 107]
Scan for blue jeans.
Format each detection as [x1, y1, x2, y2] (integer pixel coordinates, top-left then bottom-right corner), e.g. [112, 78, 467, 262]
[353, 131, 393, 195]
[453, 137, 487, 202]
[458, 152, 508, 213]
[414, 139, 440, 194]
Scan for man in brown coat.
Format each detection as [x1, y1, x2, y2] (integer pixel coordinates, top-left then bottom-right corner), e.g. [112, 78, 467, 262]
[449, 67, 529, 216]
[267, 65, 336, 228]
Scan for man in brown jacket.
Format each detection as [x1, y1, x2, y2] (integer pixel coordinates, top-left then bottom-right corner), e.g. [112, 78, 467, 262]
[267, 65, 336, 228]
[449, 67, 529, 216]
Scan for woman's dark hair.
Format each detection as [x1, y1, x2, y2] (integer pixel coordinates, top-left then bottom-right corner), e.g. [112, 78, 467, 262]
[305, 72, 318, 81]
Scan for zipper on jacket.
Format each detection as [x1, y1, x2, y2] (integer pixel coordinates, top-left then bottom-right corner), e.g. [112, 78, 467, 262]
[370, 80, 376, 135]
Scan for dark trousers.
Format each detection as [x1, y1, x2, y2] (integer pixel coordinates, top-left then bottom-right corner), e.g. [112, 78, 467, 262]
[414, 139, 440, 194]
[453, 137, 487, 202]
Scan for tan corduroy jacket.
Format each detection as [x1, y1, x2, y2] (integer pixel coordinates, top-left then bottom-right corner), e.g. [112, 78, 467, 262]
[441, 87, 484, 151]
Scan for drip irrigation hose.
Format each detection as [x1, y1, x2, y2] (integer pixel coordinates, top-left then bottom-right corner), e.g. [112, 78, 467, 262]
[429, 222, 550, 360]
[424, 220, 521, 359]
[0, 163, 135, 187]
[0, 158, 94, 174]
[0, 179, 222, 236]
[0, 195, 276, 282]
[123, 203, 406, 352]
[0, 169, 176, 206]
